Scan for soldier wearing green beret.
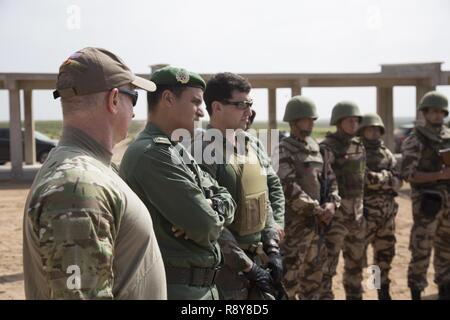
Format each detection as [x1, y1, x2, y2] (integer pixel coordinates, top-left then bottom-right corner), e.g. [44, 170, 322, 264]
[23, 47, 167, 299]
[119, 66, 236, 300]
[401, 91, 450, 300]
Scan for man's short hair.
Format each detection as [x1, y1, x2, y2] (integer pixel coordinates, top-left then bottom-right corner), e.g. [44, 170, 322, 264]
[204, 72, 251, 116]
[147, 85, 187, 112]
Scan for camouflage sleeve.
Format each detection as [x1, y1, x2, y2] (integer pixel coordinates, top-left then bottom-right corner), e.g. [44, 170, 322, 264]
[136, 146, 228, 247]
[29, 178, 123, 299]
[277, 148, 321, 217]
[400, 134, 423, 182]
[218, 228, 254, 272]
[366, 149, 403, 192]
[322, 145, 341, 208]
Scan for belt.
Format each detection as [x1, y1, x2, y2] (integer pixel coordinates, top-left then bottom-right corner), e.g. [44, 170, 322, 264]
[165, 266, 220, 287]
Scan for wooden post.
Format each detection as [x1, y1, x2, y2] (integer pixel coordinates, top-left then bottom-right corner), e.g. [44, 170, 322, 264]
[416, 85, 435, 126]
[377, 86, 395, 151]
[8, 84, 23, 179]
[24, 90, 36, 165]
[268, 88, 277, 130]
[291, 86, 302, 97]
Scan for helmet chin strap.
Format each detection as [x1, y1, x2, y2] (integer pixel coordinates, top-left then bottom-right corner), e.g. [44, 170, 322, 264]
[300, 129, 312, 137]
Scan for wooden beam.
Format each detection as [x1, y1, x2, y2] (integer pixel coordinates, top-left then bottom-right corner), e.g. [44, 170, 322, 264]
[24, 90, 36, 165]
[377, 87, 395, 151]
[8, 87, 23, 179]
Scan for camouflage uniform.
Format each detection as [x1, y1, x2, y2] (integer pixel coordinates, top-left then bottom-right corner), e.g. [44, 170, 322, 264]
[401, 124, 450, 293]
[320, 131, 366, 299]
[23, 127, 167, 299]
[362, 138, 402, 290]
[120, 123, 236, 300]
[193, 129, 281, 300]
[276, 135, 340, 300]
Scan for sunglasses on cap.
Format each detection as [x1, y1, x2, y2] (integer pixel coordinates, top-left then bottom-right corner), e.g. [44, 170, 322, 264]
[118, 88, 138, 106]
[221, 99, 253, 110]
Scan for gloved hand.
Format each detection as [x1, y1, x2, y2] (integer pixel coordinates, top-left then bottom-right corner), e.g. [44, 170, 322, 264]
[243, 263, 275, 296]
[267, 251, 283, 284]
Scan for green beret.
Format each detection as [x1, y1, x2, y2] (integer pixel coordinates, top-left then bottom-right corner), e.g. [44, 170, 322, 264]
[151, 66, 206, 90]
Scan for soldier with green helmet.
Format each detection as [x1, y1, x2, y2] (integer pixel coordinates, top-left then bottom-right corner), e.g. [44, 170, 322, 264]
[119, 66, 236, 300]
[192, 72, 285, 300]
[23, 47, 167, 299]
[401, 91, 450, 300]
[319, 101, 367, 300]
[358, 113, 403, 300]
[275, 95, 341, 299]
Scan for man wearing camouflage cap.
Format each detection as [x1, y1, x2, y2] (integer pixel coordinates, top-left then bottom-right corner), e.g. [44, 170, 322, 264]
[358, 113, 403, 300]
[119, 66, 236, 300]
[319, 101, 367, 299]
[401, 91, 450, 300]
[192, 72, 285, 300]
[23, 47, 167, 299]
[276, 96, 341, 299]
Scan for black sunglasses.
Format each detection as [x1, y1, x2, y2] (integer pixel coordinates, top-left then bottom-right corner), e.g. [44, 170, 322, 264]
[118, 88, 138, 106]
[221, 99, 253, 110]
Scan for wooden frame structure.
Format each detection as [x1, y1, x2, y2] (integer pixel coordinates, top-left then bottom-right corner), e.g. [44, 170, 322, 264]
[1, 62, 449, 180]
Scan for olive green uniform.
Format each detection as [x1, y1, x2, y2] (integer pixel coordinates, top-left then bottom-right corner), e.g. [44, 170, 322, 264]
[193, 128, 281, 300]
[119, 123, 236, 300]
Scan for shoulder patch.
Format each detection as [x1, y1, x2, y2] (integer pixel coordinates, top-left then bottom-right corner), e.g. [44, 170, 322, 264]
[153, 136, 171, 145]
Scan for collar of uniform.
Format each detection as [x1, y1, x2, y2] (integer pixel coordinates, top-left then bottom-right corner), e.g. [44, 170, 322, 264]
[335, 129, 354, 142]
[286, 135, 318, 153]
[206, 123, 251, 154]
[59, 126, 113, 165]
[144, 122, 178, 145]
[362, 137, 383, 149]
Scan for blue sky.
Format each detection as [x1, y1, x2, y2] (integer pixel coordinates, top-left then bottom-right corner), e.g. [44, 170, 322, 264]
[1, 0, 449, 123]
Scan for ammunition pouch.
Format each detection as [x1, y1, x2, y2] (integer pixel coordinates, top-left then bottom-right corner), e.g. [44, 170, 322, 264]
[420, 190, 443, 218]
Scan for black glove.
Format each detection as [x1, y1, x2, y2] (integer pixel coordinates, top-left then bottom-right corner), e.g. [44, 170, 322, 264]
[243, 263, 275, 296]
[267, 251, 283, 284]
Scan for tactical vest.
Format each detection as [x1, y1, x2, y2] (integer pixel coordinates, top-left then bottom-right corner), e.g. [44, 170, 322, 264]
[226, 145, 269, 236]
[364, 140, 392, 173]
[363, 139, 396, 196]
[412, 125, 450, 190]
[282, 136, 323, 201]
[322, 133, 365, 198]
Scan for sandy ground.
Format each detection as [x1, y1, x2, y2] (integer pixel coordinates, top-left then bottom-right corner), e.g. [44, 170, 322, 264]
[0, 141, 439, 299]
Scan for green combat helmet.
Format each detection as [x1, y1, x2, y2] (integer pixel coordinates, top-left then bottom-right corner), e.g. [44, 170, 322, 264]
[330, 100, 362, 125]
[283, 95, 318, 122]
[358, 113, 385, 135]
[419, 91, 449, 116]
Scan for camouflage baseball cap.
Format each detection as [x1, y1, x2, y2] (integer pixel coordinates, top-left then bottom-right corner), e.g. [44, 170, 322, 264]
[151, 66, 206, 90]
[53, 47, 156, 99]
